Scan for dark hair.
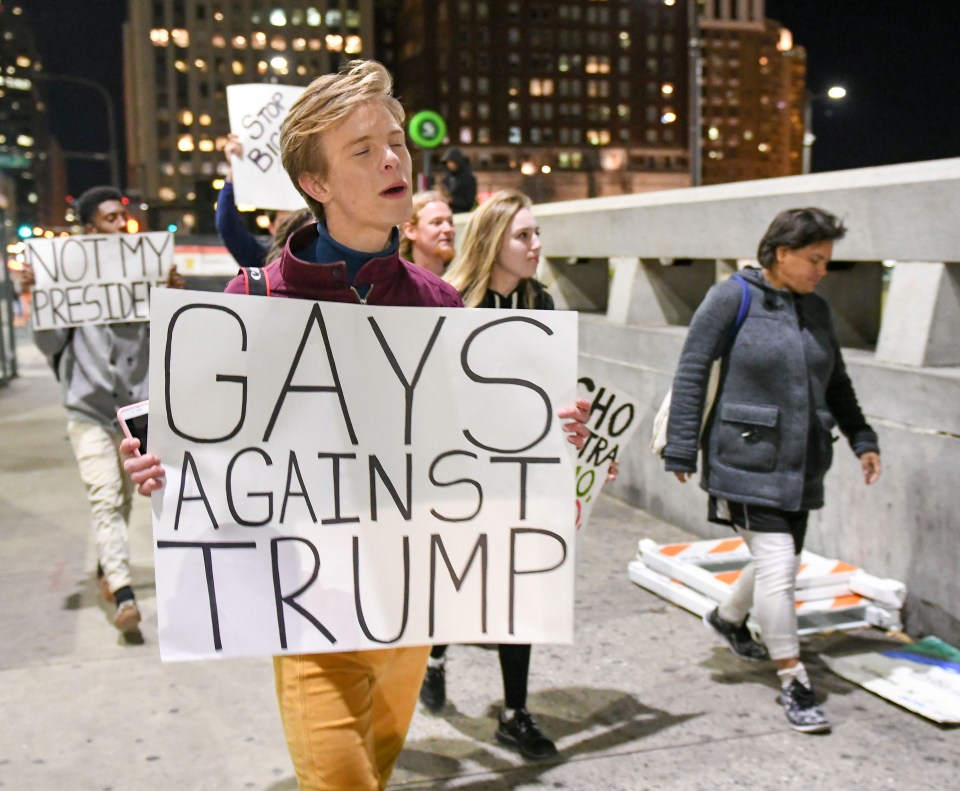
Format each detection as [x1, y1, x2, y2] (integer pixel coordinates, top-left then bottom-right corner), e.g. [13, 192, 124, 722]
[756, 207, 847, 268]
[265, 208, 315, 263]
[75, 186, 123, 226]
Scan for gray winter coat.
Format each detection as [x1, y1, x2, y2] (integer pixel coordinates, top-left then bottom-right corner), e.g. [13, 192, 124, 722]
[663, 267, 879, 512]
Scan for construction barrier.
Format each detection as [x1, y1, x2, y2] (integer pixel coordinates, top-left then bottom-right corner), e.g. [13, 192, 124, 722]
[629, 537, 904, 636]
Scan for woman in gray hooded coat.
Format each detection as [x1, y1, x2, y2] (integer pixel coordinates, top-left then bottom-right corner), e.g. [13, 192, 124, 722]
[664, 207, 881, 734]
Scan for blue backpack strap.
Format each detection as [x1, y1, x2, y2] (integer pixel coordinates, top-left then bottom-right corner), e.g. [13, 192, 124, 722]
[242, 266, 270, 296]
[719, 273, 751, 356]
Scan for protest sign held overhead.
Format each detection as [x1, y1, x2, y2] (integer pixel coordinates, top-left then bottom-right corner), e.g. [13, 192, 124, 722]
[226, 83, 307, 211]
[148, 289, 579, 661]
[575, 376, 641, 531]
[26, 231, 174, 330]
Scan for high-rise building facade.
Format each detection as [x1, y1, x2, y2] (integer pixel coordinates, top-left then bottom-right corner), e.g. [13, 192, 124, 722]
[387, 0, 694, 203]
[124, 1, 374, 233]
[699, 0, 806, 184]
[0, 4, 63, 232]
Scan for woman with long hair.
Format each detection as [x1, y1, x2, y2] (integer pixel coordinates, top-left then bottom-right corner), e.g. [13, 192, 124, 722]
[420, 189, 558, 761]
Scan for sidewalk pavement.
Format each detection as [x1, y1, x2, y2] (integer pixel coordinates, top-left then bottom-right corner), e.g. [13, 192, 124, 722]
[1, 332, 956, 791]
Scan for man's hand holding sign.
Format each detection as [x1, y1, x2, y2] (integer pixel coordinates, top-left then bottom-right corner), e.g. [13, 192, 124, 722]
[124, 289, 586, 660]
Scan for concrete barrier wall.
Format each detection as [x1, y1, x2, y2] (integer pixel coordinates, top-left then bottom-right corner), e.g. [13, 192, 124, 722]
[578, 317, 960, 643]
[494, 159, 960, 642]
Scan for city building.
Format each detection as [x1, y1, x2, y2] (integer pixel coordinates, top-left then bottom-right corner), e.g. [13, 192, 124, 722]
[699, 0, 806, 184]
[123, 1, 375, 234]
[0, 3, 64, 234]
[385, 0, 694, 203]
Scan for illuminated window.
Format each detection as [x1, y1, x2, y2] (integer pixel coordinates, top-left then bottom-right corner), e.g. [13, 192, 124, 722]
[661, 82, 674, 96]
[292, 38, 307, 51]
[199, 114, 212, 126]
[171, 28, 189, 47]
[306, 7, 322, 26]
[150, 28, 170, 46]
[252, 32, 267, 49]
[232, 61, 245, 75]
[326, 34, 344, 51]
[257, 60, 268, 75]
[661, 110, 677, 124]
[269, 9, 287, 26]
[177, 134, 195, 152]
[309, 38, 322, 50]
[198, 138, 215, 152]
[345, 35, 362, 54]
[179, 109, 194, 125]
[270, 35, 287, 50]
[460, 127, 473, 144]
[174, 60, 188, 72]
[326, 9, 342, 26]
[233, 35, 247, 48]
[211, 34, 226, 47]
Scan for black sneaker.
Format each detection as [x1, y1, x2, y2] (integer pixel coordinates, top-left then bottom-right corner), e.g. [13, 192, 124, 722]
[703, 607, 770, 661]
[496, 708, 558, 760]
[419, 664, 446, 712]
[778, 679, 831, 733]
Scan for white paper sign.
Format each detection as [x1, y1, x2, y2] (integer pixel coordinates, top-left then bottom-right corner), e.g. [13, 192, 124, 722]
[226, 83, 307, 211]
[149, 289, 579, 660]
[26, 232, 174, 330]
[574, 376, 641, 531]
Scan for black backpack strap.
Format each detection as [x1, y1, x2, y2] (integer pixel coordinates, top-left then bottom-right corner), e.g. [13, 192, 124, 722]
[242, 266, 271, 296]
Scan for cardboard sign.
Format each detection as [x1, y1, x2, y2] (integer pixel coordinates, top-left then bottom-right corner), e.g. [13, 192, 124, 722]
[574, 377, 641, 531]
[226, 84, 307, 211]
[26, 232, 174, 330]
[149, 289, 579, 660]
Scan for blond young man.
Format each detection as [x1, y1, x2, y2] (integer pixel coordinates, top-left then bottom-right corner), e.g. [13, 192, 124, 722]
[400, 190, 456, 276]
[124, 61, 589, 790]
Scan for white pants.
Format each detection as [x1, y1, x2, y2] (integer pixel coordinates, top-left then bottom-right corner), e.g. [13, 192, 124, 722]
[718, 527, 800, 660]
[67, 420, 134, 594]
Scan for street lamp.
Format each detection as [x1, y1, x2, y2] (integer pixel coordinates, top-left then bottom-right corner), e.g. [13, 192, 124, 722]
[802, 85, 847, 174]
[33, 72, 121, 188]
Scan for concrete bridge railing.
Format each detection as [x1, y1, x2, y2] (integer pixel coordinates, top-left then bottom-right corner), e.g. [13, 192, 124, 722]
[459, 158, 960, 642]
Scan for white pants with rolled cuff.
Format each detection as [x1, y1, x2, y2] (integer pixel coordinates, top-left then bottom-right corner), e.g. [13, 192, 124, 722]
[67, 420, 134, 594]
[717, 527, 800, 660]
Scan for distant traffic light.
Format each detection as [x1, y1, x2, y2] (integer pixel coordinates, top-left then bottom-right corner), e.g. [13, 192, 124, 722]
[167, 223, 178, 233]
[17, 225, 32, 239]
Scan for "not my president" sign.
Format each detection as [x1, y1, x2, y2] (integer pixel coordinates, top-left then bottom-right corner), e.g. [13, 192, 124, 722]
[27, 231, 174, 330]
[148, 288, 579, 661]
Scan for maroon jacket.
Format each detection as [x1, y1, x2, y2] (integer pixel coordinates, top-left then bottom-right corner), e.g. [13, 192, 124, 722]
[224, 223, 463, 308]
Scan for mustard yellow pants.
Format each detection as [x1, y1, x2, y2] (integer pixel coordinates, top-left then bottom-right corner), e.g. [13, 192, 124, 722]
[274, 646, 430, 791]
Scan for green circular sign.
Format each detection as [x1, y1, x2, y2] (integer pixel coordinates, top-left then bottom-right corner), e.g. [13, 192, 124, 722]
[408, 110, 447, 148]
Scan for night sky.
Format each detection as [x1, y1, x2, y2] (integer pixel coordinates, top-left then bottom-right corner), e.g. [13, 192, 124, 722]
[24, 1, 960, 195]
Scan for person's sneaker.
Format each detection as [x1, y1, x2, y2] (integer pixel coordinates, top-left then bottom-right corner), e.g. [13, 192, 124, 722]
[778, 679, 831, 733]
[703, 607, 770, 661]
[419, 664, 446, 712]
[114, 600, 141, 634]
[496, 708, 558, 760]
[96, 572, 114, 604]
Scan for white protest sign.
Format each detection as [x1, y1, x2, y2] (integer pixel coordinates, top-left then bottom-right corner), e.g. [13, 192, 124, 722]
[149, 288, 579, 660]
[27, 232, 174, 330]
[226, 83, 307, 211]
[574, 376, 642, 532]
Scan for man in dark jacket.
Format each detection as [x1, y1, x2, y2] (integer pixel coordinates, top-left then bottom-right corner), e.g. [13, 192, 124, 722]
[439, 146, 477, 213]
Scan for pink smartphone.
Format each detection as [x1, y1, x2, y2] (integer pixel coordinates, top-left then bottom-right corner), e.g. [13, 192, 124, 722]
[117, 400, 149, 456]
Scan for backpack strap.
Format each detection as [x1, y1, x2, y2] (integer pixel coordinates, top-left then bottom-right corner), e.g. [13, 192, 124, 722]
[718, 273, 751, 357]
[242, 266, 271, 296]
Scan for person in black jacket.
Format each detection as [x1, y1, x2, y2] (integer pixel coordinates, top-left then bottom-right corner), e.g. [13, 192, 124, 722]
[439, 147, 477, 214]
[423, 189, 557, 760]
[664, 207, 882, 734]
